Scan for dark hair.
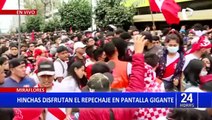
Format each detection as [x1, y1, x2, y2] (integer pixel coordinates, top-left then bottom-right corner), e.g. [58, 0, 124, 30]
[86, 46, 95, 58]
[152, 36, 160, 41]
[166, 30, 184, 52]
[168, 108, 212, 120]
[201, 54, 212, 74]
[68, 61, 85, 87]
[91, 62, 111, 75]
[0, 57, 8, 65]
[203, 25, 209, 30]
[95, 32, 104, 40]
[53, 35, 60, 42]
[93, 47, 104, 61]
[193, 23, 203, 31]
[70, 34, 77, 40]
[56, 46, 68, 53]
[120, 32, 132, 40]
[162, 28, 170, 36]
[184, 59, 204, 86]
[106, 32, 114, 37]
[82, 38, 89, 44]
[115, 28, 125, 35]
[141, 31, 153, 42]
[201, 81, 212, 92]
[103, 42, 116, 58]
[112, 37, 128, 60]
[9, 42, 18, 49]
[0, 46, 9, 56]
[144, 53, 159, 68]
[21, 44, 27, 48]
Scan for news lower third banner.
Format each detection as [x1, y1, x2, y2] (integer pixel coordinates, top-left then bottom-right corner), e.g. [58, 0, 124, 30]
[0, 92, 211, 108]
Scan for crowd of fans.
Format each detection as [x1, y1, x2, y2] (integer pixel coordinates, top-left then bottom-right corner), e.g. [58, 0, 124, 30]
[0, 23, 212, 120]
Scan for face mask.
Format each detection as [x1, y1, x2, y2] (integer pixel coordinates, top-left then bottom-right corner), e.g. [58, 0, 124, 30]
[200, 70, 208, 76]
[167, 46, 179, 53]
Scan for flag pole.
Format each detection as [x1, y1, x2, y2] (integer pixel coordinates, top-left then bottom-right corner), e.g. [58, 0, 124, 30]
[148, 1, 155, 28]
[18, 0, 21, 58]
[150, 11, 155, 27]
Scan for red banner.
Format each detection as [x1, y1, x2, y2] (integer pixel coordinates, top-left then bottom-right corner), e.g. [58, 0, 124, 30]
[0, 88, 46, 92]
[0, 10, 37, 15]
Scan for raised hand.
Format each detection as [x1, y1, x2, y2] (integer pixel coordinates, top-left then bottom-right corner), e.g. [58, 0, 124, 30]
[134, 35, 148, 54]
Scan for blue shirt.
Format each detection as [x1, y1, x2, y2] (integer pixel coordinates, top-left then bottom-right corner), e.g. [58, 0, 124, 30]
[1, 77, 36, 87]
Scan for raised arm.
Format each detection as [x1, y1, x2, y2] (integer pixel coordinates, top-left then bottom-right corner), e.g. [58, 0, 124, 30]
[126, 36, 147, 92]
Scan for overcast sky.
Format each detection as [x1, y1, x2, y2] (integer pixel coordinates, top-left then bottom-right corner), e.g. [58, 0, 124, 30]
[0, 0, 69, 33]
[0, 0, 20, 33]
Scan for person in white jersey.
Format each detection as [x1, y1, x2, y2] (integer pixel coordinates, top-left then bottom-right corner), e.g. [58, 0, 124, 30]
[183, 36, 211, 71]
[54, 46, 69, 83]
[36, 60, 72, 120]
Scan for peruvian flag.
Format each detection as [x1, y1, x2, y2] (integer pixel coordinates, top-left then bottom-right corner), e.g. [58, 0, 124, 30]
[0, 0, 6, 10]
[149, 0, 181, 24]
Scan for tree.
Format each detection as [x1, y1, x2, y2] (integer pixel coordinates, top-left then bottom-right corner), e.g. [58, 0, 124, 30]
[40, 0, 50, 17]
[42, 17, 61, 32]
[95, 0, 135, 30]
[59, 0, 92, 31]
[20, 23, 27, 33]
[22, 0, 45, 32]
[25, 15, 44, 32]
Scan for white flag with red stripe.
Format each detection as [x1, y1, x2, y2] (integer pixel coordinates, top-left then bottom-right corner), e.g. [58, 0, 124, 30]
[0, 0, 6, 10]
[149, 0, 181, 24]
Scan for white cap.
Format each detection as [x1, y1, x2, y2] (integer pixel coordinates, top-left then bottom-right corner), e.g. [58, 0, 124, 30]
[74, 42, 86, 53]
[108, 24, 117, 31]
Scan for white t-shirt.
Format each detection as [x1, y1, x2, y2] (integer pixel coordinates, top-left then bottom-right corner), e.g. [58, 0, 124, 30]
[182, 53, 199, 71]
[46, 84, 66, 120]
[194, 30, 207, 37]
[35, 83, 70, 120]
[54, 58, 68, 79]
[60, 76, 81, 92]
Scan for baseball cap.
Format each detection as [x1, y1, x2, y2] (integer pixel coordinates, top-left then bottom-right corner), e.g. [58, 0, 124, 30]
[56, 46, 69, 53]
[87, 73, 113, 92]
[9, 58, 26, 69]
[34, 57, 50, 74]
[37, 61, 55, 76]
[73, 42, 86, 53]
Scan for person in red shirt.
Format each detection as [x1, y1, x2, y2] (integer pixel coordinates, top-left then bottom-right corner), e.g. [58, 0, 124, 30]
[79, 35, 147, 120]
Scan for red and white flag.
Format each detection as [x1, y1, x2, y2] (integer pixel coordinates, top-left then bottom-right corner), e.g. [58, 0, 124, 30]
[0, 0, 6, 10]
[149, 0, 181, 24]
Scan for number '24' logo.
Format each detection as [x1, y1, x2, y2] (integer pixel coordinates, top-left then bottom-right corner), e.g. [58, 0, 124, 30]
[181, 93, 193, 103]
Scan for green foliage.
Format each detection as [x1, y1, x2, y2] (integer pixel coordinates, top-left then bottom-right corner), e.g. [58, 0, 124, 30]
[42, 17, 62, 32]
[95, 0, 135, 29]
[22, 0, 44, 32]
[25, 14, 44, 32]
[20, 23, 27, 33]
[59, 0, 92, 31]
